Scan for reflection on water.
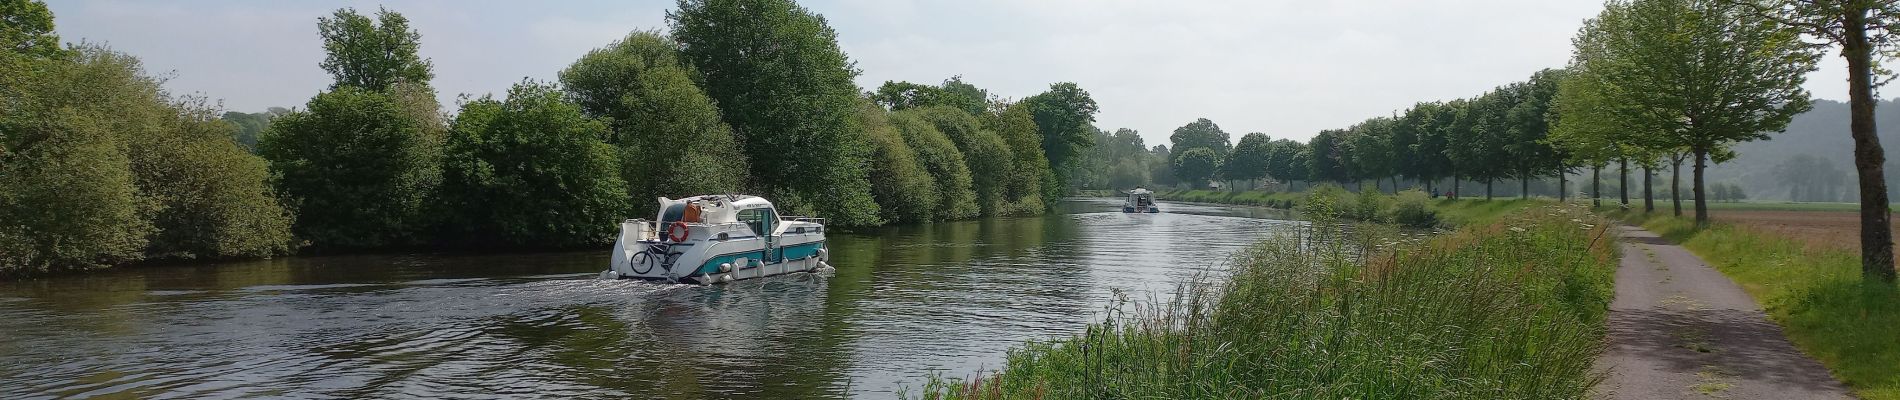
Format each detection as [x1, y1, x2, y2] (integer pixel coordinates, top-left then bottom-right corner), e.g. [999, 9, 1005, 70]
[0, 198, 1298, 398]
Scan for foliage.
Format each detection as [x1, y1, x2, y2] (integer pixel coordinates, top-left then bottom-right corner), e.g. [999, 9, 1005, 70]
[1263, 139, 1306, 184]
[911, 206, 1617, 399]
[1171, 147, 1221, 187]
[2, 44, 293, 274]
[888, 110, 979, 221]
[862, 103, 947, 223]
[1390, 189, 1437, 227]
[669, 0, 880, 226]
[218, 109, 285, 151]
[1349, 184, 1389, 221]
[989, 102, 1056, 212]
[559, 31, 747, 213]
[259, 86, 442, 249]
[1167, 118, 1230, 160]
[914, 106, 1014, 216]
[440, 81, 628, 247]
[1573, 0, 1818, 222]
[1306, 129, 1351, 183]
[1221, 132, 1272, 183]
[1022, 82, 1100, 189]
[1, 0, 63, 60]
[317, 7, 433, 92]
[874, 76, 989, 116]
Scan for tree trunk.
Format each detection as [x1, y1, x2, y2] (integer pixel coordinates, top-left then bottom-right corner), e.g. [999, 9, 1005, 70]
[1486, 180, 1494, 200]
[1592, 165, 1602, 207]
[1672, 157, 1683, 217]
[1643, 165, 1655, 213]
[1694, 148, 1709, 225]
[1844, 9, 1897, 283]
[1560, 172, 1568, 202]
[1521, 175, 1530, 200]
[1453, 173, 1462, 200]
[1619, 157, 1630, 206]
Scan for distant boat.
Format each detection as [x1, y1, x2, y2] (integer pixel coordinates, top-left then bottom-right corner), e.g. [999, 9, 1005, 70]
[1123, 187, 1160, 213]
[601, 195, 831, 284]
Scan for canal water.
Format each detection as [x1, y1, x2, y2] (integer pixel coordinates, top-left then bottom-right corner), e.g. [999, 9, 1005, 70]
[0, 198, 1298, 399]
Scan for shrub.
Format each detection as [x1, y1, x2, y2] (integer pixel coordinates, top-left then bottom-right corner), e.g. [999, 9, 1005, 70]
[1390, 189, 1438, 228]
[856, 101, 937, 224]
[261, 86, 443, 249]
[439, 81, 629, 247]
[1348, 184, 1387, 222]
[1300, 184, 1348, 219]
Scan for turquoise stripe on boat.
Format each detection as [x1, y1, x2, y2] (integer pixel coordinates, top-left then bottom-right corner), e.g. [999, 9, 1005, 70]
[693, 241, 826, 275]
[780, 241, 824, 260]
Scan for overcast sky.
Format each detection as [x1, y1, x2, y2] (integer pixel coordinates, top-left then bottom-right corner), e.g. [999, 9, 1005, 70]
[44, 0, 1852, 145]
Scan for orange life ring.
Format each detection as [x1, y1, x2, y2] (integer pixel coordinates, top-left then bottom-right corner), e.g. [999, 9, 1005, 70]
[666, 221, 691, 242]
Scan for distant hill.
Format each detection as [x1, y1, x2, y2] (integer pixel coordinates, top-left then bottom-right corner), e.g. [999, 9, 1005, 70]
[1706, 99, 1900, 201]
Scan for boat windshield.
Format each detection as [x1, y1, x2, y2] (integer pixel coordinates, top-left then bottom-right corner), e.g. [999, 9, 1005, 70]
[737, 208, 777, 236]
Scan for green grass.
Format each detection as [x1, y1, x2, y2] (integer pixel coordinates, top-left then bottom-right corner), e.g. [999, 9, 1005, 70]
[1615, 211, 1900, 399]
[1151, 187, 1542, 228]
[907, 205, 1619, 399]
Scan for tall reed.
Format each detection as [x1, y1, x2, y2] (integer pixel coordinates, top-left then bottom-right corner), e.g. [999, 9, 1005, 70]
[909, 204, 1617, 399]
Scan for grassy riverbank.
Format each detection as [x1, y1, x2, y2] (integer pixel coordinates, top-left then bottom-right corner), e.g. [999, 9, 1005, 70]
[1116, 187, 1541, 229]
[1617, 212, 1900, 399]
[910, 204, 1619, 399]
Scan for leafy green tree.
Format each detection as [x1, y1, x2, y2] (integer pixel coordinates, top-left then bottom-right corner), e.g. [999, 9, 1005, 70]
[669, 0, 880, 226]
[1264, 139, 1306, 187]
[1395, 102, 1453, 193]
[0, 50, 149, 274]
[1307, 129, 1352, 183]
[857, 101, 940, 223]
[220, 111, 274, 151]
[2, 44, 293, 274]
[1, 0, 63, 60]
[1174, 147, 1222, 187]
[317, 7, 433, 92]
[136, 100, 295, 260]
[1022, 82, 1100, 190]
[1169, 118, 1231, 160]
[1348, 118, 1397, 192]
[1580, 0, 1818, 224]
[440, 81, 628, 247]
[1450, 90, 1514, 199]
[915, 106, 1014, 216]
[1502, 69, 1565, 199]
[873, 76, 989, 115]
[989, 101, 1055, 211]
[890, 109, 978, 221]
[1223, 132, 1273, 185]
[1738, 0, 1900, 281]
[1150, 145, 1180, 187]
[260, 87, 441, 248]
[560, 31, 746, 213]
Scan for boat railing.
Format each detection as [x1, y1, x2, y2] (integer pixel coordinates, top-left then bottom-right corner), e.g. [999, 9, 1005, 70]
[783, 216, 827, 226]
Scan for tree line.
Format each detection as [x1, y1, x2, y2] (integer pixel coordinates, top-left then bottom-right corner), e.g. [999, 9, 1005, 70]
[0, 0, 1102, 275]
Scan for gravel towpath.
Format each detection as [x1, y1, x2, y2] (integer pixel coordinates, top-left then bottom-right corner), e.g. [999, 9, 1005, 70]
[1595, 226, 1851, 399]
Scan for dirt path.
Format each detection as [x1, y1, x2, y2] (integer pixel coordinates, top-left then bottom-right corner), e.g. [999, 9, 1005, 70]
[1596, 226, 1851, 400]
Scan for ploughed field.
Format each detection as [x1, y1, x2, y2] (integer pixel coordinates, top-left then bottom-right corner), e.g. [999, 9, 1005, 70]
[1716, 210, 1900, 257]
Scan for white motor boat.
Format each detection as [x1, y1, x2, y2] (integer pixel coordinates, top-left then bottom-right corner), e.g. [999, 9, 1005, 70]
[1123, 187, 1160, 213]
[601, 195, 831, 284]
